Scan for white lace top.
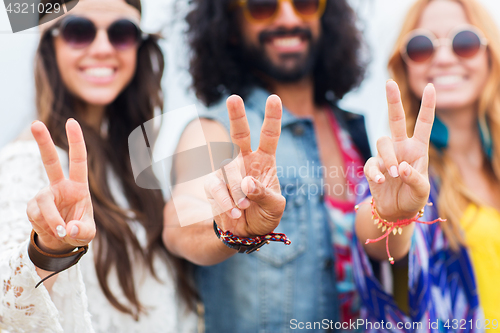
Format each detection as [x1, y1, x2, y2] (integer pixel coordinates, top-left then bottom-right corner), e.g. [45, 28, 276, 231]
[0, 140, 198, 333]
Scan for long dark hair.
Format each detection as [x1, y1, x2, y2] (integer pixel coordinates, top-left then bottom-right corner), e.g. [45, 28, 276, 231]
[186, 0, 367, 106]
[35, 0, 196, 319]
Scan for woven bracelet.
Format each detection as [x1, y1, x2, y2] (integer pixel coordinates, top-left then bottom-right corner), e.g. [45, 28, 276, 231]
[214, 221, 291, 253]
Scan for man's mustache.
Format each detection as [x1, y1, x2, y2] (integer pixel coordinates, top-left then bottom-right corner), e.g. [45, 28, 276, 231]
[259, 28, 313, 44]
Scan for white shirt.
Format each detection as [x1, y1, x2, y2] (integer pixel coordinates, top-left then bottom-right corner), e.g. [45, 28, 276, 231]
[0, 140, 198, 333]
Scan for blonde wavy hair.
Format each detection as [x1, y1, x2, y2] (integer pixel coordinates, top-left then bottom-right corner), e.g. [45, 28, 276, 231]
[388, 0, 500, 250]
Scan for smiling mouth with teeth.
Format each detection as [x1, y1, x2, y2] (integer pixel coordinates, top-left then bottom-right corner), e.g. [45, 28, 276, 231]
[83, 67, 116, 78]
[273, 37, 302, 47]
[432, 75, 464, 86]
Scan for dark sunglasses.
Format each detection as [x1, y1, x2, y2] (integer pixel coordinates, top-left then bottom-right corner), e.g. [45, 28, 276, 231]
[232, 0, 326, 23]
[51, 16, 146, 50]
[401, 25, 488, 64]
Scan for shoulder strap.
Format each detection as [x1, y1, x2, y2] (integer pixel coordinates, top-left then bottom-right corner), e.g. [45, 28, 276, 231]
[330, 104, 372, 162]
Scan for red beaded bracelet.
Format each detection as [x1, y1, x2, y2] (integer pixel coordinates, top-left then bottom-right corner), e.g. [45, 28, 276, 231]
[356, 199, 445, 264]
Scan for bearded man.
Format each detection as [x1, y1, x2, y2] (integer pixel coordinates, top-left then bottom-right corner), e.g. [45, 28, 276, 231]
[164, 1, 372, 332]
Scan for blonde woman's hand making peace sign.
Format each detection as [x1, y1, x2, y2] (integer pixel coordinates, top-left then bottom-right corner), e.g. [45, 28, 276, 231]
[356, 80, 436, 261]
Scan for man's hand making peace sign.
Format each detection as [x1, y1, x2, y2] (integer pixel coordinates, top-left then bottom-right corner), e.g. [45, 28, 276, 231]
[163, 95, 286, 265]
[355, 80, 436, 262]
[204, 95, 286, 238]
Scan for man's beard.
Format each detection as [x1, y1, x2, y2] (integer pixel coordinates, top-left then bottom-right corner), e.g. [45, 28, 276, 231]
[241, 28, 319, 83]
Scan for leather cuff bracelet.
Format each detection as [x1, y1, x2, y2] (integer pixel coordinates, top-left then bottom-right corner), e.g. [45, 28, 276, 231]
[28, 230, 88, 288]
[213, 220, 291, 254]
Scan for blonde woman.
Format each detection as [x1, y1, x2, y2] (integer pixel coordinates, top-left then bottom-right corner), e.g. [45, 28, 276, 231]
[354, 0, 500, 331]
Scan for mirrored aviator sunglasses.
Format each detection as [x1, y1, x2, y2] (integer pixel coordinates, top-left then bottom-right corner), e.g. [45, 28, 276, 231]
[51, 16, 146, 50]
[232, 0, 327, 23]
[401, 25, 488, 64]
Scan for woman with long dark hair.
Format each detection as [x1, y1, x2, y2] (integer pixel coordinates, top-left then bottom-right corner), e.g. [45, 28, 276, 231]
[0, 0, 197, 331]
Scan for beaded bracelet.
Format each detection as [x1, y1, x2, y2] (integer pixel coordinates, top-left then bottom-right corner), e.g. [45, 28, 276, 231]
[214, 221, 291, 254]
[355, 199, 445, 264]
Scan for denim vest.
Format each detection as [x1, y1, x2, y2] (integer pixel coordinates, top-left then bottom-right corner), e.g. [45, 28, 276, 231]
[195, 88, 371, 333]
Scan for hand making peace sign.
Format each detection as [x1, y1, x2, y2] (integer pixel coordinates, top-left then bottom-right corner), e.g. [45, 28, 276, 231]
[27, 119, 95, 254]
[364, 80, 436, 221]
[204, 95, 286, 238]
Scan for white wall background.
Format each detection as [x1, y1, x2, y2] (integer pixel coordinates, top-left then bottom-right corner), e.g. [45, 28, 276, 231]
[2, 0, 500, 155]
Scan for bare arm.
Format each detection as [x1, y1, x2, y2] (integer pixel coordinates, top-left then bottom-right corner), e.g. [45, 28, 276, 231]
[163, 119, 238, 265]
[355, 197, 416, 262]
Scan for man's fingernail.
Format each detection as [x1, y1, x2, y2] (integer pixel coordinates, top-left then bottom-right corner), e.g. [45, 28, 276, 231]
[248, 179, 256, 194]
[374, 175, 382, 183]
[56, 225, 67, 238]
[231, 208, 241, 219]
[237, 198, 250, 208]
[390, 166, 399, 178]
[70, 225, 79, 238]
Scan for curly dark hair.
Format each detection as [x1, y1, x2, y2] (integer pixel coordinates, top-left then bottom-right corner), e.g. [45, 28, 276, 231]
[187, 0, 367, 106]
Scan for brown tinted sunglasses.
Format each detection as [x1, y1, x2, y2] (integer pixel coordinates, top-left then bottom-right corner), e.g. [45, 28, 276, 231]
[231, 0, 327, 23]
